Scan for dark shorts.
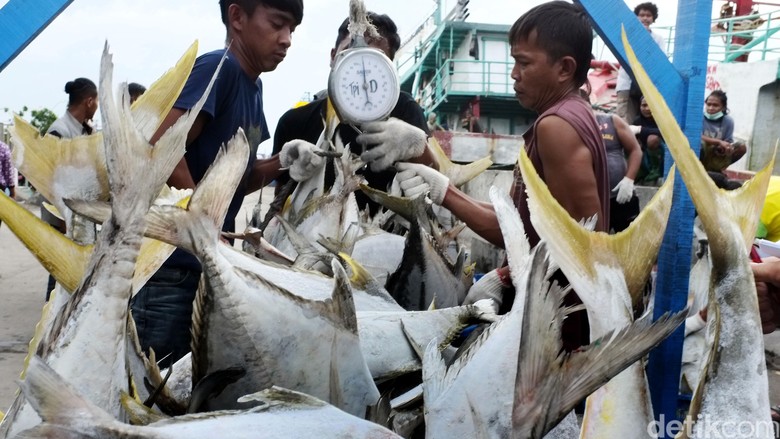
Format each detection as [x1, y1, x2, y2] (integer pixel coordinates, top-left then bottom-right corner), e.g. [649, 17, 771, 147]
[131, 266, 201, 368]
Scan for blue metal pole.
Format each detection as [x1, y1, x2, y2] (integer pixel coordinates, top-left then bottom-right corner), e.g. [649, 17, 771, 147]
[577, 0, 711, 425]
[0, 0, 75, 72]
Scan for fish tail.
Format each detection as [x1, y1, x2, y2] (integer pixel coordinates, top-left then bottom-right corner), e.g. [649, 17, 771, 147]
[143, 131, 250, 255]
[517, 147, 675, 309]
[0, 192, 90, 293]
[622, 26, 776, 257]
[429, 136, 493, 187]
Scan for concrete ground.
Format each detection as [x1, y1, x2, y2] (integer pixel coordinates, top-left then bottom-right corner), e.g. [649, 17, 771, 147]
[1, 184, 780, 416]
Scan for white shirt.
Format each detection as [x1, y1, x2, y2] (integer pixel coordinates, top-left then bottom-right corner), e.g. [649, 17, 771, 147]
[615, 29, 666, 92]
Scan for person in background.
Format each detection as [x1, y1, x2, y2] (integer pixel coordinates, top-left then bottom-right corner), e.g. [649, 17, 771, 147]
[632, 95, 665, 184]
[44, 77, 98, 300]
[271, 12, 437, 213]
[131, 0, 304, 368]
[128, 82, 147, 104]
[595, 111, 642, 232]
[700, 89, 746, 174]
[615, 2, 666, 123]
[0, 140, 17, 205]
[392, 1, 609, 352]
[427, 112, 445, 132]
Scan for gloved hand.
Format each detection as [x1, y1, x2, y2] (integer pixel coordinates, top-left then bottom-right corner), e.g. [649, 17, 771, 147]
[462, 268, 511, 313]
[612, 176, 635, 204]
[279, 140, 325, 182]
[357, 117, 427, 172]
[394, 162, 450, 204]
[629, 125, 642, 135]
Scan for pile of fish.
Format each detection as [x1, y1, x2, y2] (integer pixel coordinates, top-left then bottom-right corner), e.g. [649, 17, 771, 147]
[0, 28, 774, 438]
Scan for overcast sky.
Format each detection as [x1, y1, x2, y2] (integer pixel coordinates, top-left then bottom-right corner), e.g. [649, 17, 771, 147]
[0, 0, 697, 153]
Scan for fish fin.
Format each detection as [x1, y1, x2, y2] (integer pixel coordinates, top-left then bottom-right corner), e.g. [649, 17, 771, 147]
[130, 41, 198, 140]
[328, 258, 360, 334]
[428, 136, 493, 187]
[276, 214, 325, 268]
[421, 338, 448, 403]
[20, 290, 60, 382]
[19, 356, 118, 428]
[191, 273, 209, 387]
[622, 26, 775, 257]
[359, 183, 428, 225]
[189, 367, 246, 413]
[143, 132, 250, 253]
[329, 333, 344, 409]
[0, 192, 91, 293]
[514, 244, 566, 415]
[120, 391, 167, 425]
[488, 186, 531, 310]
[518, 147, 674, 312]
[9, 114, 107, 213]
[238, 386, 329, 408]
[555, 310, 686, 413]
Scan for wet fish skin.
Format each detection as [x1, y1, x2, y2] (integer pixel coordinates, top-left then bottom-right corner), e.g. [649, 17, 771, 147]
[15, 356, 402, 439]
[622, 26, 774, 439]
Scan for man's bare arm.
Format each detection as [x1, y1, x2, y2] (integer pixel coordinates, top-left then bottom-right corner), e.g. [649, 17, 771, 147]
[246, 154, 284, 193]
[536, 115, 603, 230]
[442, 185, 503, 247]
[409, 143, 440, 170]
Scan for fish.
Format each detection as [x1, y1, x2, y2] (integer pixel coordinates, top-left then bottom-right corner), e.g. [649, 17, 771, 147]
[15, 356, 402, 439]
[421, 187, 686, 439]
[516, 119, 677, 437]
[361, 185, 471, 310]
[0, 41, 206, 437]
[99, 133, 381, 415]
[623, 26, 775, 439]
[427, 136, 493, 188]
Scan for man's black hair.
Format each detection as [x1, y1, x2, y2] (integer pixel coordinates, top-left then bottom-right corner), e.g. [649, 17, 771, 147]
[128, 82, 147, 98]
[64, 77, 97, 107]
[219, 0, 303, 26]
[508, 1, 593, 88]
[634, 2, 659, 21]
[334, 12, 401, 60]
[708, 171, 742, 190]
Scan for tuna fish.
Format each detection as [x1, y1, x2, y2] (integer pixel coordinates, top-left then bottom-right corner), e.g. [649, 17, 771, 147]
[421, 187, 686, 438]
[0, 41, 208, 437]
[15, 356, 401, 439]
[516, 124, 677, 437]
[623, 27, 775, 439]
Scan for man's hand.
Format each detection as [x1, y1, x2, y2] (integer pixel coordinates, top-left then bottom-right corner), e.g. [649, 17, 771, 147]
[279, 140, 325, 182]
[357, 118, 427, 172]
[394, 162, 449, 204]
[462, 268, 511, 313]
[612, 177, 635, 204]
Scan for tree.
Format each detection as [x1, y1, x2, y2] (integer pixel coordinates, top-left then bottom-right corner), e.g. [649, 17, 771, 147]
[3, 106, 57, 134]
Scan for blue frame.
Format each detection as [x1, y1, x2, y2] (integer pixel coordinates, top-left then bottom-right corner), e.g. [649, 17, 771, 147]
[0, 0, 75, 72]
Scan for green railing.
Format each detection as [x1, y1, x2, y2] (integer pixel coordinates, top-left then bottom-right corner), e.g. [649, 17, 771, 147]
[655, 8, 780, 62]
[418, 59, 514, 110]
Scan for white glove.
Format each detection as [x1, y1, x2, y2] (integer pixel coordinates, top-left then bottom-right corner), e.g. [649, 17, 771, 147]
[279, 140, 324, 182]
[629, 125, 641, 135]
[357, 117, 427, 172]
[462, 269, 510, 312]
[612, 176, 635, 204]
[394, 162, 449, 205]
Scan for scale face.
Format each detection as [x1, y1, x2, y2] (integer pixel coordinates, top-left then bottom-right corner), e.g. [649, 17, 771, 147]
[328, 46, 400, 125]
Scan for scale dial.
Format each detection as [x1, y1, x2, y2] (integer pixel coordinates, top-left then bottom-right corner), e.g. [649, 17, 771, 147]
[328, 47, 400, 125]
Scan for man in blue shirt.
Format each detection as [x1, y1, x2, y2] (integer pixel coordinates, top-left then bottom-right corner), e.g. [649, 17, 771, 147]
[131, 0, 304, 367]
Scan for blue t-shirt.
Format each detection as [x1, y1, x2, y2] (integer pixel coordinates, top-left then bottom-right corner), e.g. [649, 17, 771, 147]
[167, 49, 270, 270]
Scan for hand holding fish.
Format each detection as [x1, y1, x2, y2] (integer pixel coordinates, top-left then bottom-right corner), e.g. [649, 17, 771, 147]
[279, 139, 325, 182]
[357, 117, 426, 171]
[394, 162, 450, 204]
[612, 176, 635, 204]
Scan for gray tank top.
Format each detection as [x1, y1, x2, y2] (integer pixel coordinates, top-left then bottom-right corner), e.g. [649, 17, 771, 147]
[596, 113, 627, 197]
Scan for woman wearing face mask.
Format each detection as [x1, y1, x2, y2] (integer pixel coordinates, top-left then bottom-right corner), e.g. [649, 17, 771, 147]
[700, 90, 746, 173]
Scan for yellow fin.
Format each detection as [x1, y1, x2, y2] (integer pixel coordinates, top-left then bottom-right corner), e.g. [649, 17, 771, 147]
[338, 252, 374, 289]
[10, 114, 108, 211]
[130, 41, 199, 139]
[20, 288, 58, 380]
[0, 192, 90, 293]
[428, 136, 493, 187]
[622, 26, 775, 256]
[518, 148, 675, 309]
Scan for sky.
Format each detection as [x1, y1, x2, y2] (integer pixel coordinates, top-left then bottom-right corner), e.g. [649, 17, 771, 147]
[0, 0, 701, 154]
